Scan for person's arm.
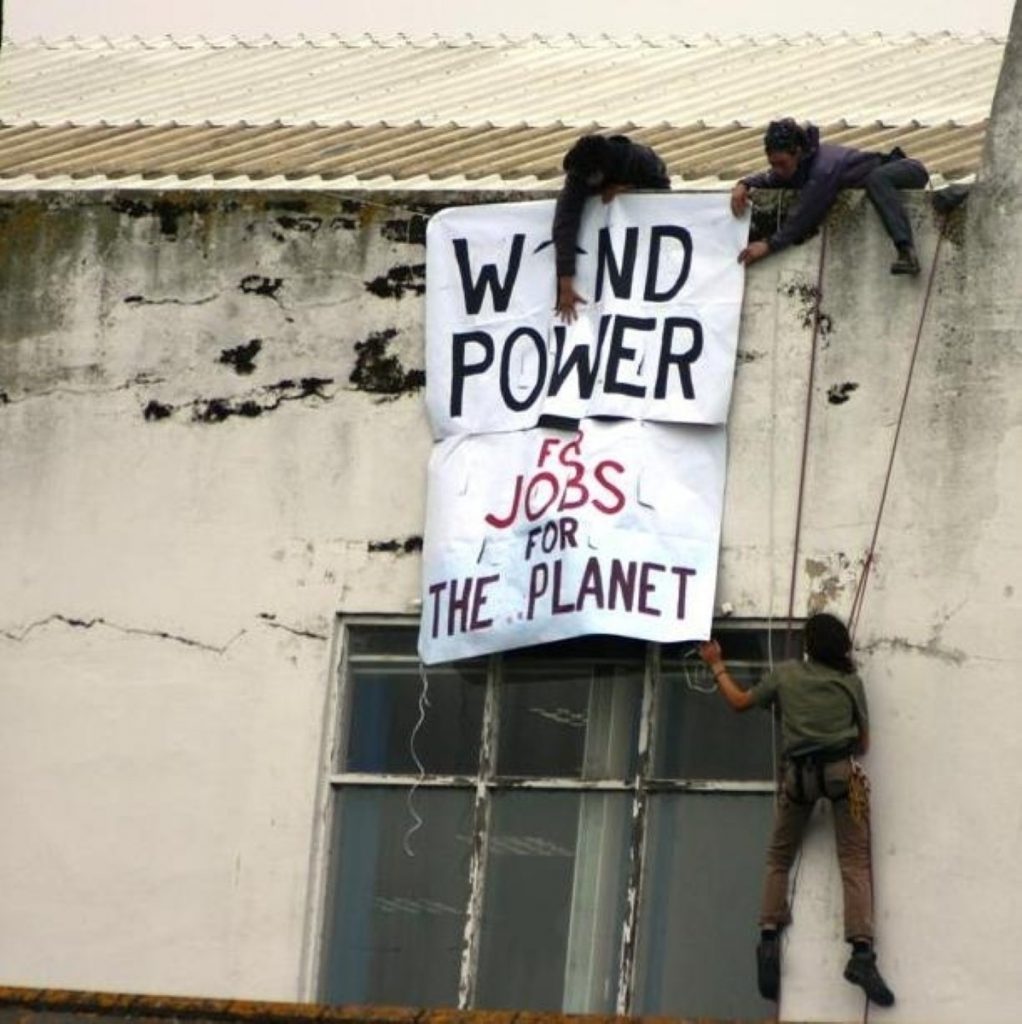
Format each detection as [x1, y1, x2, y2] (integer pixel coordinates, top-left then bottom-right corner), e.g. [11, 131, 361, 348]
[697, 639, 756, 712]
[552, 176, 589, 322]
[766, 167, 843, 253]
[732, 168, 783, 217]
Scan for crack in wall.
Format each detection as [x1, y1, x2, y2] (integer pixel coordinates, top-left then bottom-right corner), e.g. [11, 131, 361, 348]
[257, 612, 328, 642]
[142, 377, 334, 424]
[0, 614, 245, 654]
[124, 293, 219, 307]
[2, 375, 167, 407]
[858, 635, 967, 665]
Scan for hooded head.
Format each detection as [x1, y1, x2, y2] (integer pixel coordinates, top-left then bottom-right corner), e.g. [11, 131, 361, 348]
[804, 612, 855, 674]
[563, 134, 613, 186]
[763, 118, 812, 181]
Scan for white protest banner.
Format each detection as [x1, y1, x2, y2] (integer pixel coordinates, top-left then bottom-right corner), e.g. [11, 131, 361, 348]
[417, 420, 726, 665]
[425, 193, 749, 438]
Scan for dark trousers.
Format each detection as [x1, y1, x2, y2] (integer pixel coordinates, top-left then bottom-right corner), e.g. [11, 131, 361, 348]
[760, 756, 875, 940]
[863, 158, 929, 250]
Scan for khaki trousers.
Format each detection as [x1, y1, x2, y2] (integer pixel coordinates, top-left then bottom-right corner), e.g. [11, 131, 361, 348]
[760, 757, 874, 940]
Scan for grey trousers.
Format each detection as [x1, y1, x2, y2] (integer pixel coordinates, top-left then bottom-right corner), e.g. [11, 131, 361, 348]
[864, 158, 929, 250]
[760, 757, 875, 940]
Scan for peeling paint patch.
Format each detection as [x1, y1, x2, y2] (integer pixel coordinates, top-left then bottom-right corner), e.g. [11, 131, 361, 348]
[141, 377, 333, 424]
[350, 329, 425, 396]
[805, 552, 856, 614]
[381, 216, 428, 246]
[780, 279, 833, 336]
[368, 536, 423, 555]
[218, 339, 263, 376]
[330, 216, 358, 231]
[827, 381, 859, 405]
[364, 264, 426, 300]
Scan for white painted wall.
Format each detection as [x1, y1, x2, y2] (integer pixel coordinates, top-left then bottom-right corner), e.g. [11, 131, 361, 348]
[0, 160, 1020, 1023]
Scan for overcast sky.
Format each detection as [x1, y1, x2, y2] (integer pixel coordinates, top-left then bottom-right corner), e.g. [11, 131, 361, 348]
[4, 0, 1017, 41]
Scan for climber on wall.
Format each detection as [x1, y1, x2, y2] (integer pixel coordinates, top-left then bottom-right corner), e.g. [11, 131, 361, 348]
[698, 612, 896, 1008]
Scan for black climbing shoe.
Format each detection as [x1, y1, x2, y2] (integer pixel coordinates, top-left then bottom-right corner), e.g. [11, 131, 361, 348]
[757, 931, 781, 1001]
[844, 949, 895, 1007]
[891, 247, 920, 276]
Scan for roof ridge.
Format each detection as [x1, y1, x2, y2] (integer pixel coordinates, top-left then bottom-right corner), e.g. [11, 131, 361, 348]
[1, 29, 1008, 49]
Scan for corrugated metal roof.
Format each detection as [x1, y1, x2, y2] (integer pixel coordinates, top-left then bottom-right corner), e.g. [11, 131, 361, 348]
[1, 34, 1002, 127]
[0, 34, 1002, 189]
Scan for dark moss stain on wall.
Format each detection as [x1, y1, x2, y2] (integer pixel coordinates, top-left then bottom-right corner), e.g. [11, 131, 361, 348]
[381, 215, 428, 246]
[349, 329, 425, 395]
[240, 275, 284, 299]
[827, 381, 859, 405]
[368, 536, 423, 554]
[111, 197, 215, 239]
[364, 264, 426, 300]
[780, 280, 833, 336]
[218, 339, 263, 375]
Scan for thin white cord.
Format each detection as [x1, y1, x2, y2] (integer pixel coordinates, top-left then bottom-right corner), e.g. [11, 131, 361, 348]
[402, 664, 431, 857]
[680, 646, 716, 694]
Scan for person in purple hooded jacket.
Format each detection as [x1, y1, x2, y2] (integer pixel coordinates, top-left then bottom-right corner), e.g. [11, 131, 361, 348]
[732, 119, 929, 276]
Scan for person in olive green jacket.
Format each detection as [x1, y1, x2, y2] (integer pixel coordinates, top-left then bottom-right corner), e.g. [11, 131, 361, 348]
[698, 612, 895, 1008]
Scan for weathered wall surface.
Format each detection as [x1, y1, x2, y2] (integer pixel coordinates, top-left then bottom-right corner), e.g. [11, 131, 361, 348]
[1, 177, 1020, 1022]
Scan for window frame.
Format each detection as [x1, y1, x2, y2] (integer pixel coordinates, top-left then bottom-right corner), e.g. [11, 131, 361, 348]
[311, 615, 795, 1013]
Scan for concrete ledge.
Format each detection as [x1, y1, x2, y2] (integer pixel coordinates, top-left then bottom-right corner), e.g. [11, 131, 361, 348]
[0, 987, 782, 1024]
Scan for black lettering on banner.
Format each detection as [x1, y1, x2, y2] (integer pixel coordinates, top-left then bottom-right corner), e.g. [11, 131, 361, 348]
[548, 320, 608, 399]
[452, 235, 525, 315]
[450, 331, 495, 416]
[606, 315, 654, 398]
[643, 225, 693, 302]
[498, 327, 547, 412]
[654, 317, 703, 400]
[595, 226, 638, 302]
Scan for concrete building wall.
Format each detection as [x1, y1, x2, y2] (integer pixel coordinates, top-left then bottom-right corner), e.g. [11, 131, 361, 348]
[0, 169, 1020, 1022]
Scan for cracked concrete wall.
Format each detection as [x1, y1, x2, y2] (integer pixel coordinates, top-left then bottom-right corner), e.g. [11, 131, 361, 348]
[0, 170, 1020, 1022]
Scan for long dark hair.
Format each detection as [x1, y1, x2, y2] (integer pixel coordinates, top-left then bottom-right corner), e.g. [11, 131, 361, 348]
[804, 612, 855, 673]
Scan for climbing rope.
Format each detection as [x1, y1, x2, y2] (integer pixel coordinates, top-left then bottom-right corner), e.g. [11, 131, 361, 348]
[783, 226, 829, 659]
[848, 220, 948, 640]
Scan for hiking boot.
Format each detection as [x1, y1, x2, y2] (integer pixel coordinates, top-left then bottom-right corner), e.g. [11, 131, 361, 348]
[756, 931, 781, 1001]
[891, 246, 920, 276]
[844, 949, 895, 1007]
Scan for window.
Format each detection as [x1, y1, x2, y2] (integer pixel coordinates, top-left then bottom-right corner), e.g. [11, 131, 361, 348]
[319, 621, 796, 1018]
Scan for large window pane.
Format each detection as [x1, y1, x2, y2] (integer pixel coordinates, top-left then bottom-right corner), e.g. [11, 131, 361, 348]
[498, 643, 643, 778]
[653, 662, 773, 780]
[321, 788, 473, 1007]
[475, 791, 631, 1012]
[633, 793, 775, 1018]
[344, 663, 486, 774]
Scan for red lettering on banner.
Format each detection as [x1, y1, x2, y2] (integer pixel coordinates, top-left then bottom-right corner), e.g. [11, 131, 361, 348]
[483, 431, 629, 529]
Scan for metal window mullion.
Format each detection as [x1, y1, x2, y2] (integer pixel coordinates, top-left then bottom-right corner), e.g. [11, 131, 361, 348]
[457, 653, 500, 1009]
[615, 642, 658, 1015]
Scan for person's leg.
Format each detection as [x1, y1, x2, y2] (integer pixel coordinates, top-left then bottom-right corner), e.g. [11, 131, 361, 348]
[756, 763, 815, 1001]
[827, 760, 895, 1007]
[761, 763, 815, 929]
[864, 158, 929, 273]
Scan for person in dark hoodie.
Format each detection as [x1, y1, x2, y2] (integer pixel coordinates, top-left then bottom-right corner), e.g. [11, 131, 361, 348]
[732, 119, 928, 276]
[553, 134, 671, 321]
